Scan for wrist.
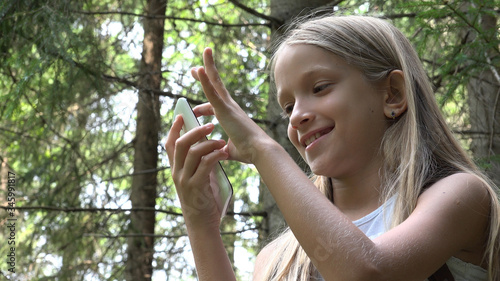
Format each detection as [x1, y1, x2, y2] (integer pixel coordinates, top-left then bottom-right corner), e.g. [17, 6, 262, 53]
[183, 210, 221, 234]
[251, 138, 288, 166]
[186, 219, 221, 238]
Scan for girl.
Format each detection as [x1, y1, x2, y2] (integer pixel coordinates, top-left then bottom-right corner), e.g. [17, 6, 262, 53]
[165, 15, 500, 280]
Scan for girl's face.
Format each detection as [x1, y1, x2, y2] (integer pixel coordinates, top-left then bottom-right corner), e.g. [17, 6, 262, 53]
[274, 44, 390, 179]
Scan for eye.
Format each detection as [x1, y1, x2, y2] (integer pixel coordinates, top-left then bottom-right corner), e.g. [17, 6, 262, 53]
[280, 103, 294, 119]
[313, 83, 331, 94]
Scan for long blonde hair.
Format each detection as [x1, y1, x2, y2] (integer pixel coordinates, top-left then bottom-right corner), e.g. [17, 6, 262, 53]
[262, 15, 500, 280]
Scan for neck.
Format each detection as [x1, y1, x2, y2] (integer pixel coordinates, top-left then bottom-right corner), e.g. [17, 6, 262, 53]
[330, 162, 384, 221]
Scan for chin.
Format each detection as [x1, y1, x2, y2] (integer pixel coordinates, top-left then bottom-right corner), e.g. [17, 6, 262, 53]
[308, 163, 330, 177]
[308, 159, 343, 179]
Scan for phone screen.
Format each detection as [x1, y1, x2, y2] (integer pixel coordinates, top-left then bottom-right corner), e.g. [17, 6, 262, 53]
[172, 98, 233, 219]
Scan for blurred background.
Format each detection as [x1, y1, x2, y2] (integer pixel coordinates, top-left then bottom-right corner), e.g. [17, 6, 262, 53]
[0, 0, 498, 280]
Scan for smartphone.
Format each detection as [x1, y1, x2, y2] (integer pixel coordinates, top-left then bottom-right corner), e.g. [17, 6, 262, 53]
[173, 98, 233, 219]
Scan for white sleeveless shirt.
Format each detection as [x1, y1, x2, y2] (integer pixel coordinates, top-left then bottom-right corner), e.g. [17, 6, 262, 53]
[350, 196, 488, 281]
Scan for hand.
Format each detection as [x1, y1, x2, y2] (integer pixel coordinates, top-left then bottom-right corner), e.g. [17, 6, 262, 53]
[165, 114, 229, 229]
[191, 48, 275, 164]
[191, 103, 251, 164]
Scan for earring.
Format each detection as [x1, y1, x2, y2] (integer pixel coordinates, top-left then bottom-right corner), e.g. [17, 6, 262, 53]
[391, 111, 396, 119]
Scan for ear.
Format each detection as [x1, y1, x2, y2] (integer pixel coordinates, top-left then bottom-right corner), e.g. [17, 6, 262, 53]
[383, 70, 407, 119]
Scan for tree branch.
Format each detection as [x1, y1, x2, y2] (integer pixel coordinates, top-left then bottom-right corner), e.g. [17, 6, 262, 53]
[71, 10, 270, 28]
[83, 226, 260, 239]
[0, 205, 182, 216]
[382, 12, 417, 19]
[452, 130, 500, 136]
[102, 73, 272, 125]
[445, 3, 500, 56]
[84, 232, 187, 239]
[0, 205, 268, 217]
[100, 167, 170, 182]
[227, 210, 268, 217]
[227, 0, 282, 26]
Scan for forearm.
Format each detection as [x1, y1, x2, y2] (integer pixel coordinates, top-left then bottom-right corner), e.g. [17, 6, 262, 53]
[186, 223, 237, 281]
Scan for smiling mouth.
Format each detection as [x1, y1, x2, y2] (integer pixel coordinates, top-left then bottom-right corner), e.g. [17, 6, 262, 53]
[303, 127, 334, 147]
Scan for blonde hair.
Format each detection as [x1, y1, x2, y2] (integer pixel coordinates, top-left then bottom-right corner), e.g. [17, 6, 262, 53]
[262, 15, 500, 280]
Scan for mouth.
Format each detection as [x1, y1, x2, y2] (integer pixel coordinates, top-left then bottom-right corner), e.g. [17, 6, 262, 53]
[302, 127, 334, 148]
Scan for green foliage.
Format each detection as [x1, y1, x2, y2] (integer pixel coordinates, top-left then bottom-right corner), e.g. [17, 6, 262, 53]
[1, 0, 498, 280]
[1, 0, 270, 279]
[390, 0, 499, 143]
[0, 0, 135, 279]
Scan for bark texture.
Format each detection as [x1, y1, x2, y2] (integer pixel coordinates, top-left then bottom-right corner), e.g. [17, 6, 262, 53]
[467, 13, 500, 186]
[125, 0, 167, 280]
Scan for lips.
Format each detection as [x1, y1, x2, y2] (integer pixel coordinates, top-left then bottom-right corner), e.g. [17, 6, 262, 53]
[301, 127, 334, 148]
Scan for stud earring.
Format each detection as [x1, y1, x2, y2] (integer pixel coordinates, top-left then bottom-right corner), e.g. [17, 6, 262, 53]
[391, 111, 396, 119]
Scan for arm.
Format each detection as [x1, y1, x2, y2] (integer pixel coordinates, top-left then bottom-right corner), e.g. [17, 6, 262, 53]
[185, 222, 236, 281]
[254, 144, 490, 280]
[194, 47, 491, 280]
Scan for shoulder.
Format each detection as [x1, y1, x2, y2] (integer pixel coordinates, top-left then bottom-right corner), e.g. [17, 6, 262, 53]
[253, 240, 277, 281]
[415, 172, 491, 249]
[418, 172, 491, 212]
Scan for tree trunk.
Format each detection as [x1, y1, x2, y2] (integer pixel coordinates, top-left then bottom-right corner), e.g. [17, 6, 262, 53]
[259, 0, 332, 244]
[125, 0, 166, 280]
[467, 13, 500, 186]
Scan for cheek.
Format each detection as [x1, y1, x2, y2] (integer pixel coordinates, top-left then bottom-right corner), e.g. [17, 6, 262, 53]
[287, 125, 301, 150]
[288, 126, 307, 162]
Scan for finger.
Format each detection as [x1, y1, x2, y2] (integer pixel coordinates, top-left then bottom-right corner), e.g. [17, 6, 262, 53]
[173, 123, 215, 174]
[165, 115, 184, 162]
[196, 66, 222, 105]
[183, 138, 227, 178]
[192, 103, 215, 118]
[223, 139, 251, 163]
[191, 149, 229, 187]
[202, 48, 229, 100]
[191, 67, 200, 81]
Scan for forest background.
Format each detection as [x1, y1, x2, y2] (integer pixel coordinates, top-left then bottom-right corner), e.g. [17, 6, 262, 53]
[0, 0, 498, 280]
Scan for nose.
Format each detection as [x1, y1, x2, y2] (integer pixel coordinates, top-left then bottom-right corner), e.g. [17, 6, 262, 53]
[289, 102, 314, 130]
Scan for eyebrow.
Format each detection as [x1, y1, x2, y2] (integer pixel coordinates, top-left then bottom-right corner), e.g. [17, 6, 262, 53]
[316, 61, 352, 76]
[302, 65, 338, 77]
